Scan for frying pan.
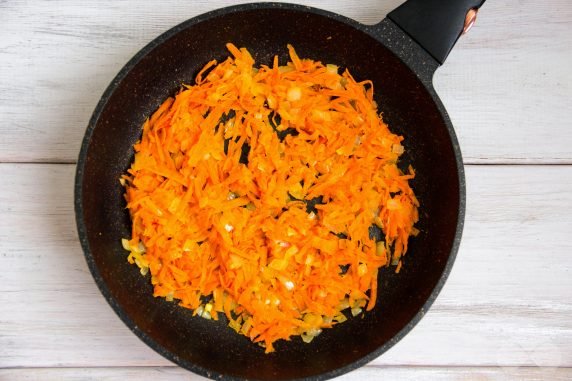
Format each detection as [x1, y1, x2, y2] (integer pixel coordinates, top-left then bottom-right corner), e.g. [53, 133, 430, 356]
[75, 1, 486, 380]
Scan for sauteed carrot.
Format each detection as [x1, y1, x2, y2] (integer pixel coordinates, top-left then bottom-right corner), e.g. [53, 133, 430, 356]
[121, 44, 419, 352]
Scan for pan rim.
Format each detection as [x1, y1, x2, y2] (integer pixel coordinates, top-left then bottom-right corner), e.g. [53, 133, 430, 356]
[74, 2, 466, 381]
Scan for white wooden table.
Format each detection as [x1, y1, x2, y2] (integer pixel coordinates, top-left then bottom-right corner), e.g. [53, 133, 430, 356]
[1, 1, 571, 380]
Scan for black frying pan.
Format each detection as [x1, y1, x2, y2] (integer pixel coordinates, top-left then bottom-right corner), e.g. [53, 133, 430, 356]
[75, 1, 485, 380]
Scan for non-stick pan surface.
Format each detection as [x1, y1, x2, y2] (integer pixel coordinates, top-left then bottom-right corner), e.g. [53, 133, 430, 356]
[75, 2, 479, 380]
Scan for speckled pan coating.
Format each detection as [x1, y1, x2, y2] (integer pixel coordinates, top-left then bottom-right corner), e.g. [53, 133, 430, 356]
[75, 3, 465, 381]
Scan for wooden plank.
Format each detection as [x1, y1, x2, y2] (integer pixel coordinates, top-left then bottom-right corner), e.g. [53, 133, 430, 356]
[1, 163, 570, 369]
[0, 0, 571, 163]
[1, 366, 571, 381]
[433, 1, 572, 164]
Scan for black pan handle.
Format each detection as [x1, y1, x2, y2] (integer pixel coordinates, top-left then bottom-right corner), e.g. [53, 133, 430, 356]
[388, 0, 486, 64]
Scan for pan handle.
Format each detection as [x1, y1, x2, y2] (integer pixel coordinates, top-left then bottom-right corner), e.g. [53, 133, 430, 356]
[387, 0, 486, 64]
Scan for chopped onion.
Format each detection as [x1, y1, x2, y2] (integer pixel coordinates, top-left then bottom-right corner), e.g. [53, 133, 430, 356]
[278, 65, 294, 74]
[338, 298, 350, 310]
[275, 240, 290, 248]
[287, 87, 302, 102]
[121, 238, 130, 251]
[284, 280, 295, 290]
[202, 310, 212, 320]
[229, 319, 241, 333]
[392, 144, 404, 154]
[266, 95, 276, 109]
[223, 69, 233, 80]
[326, 64, 339, 74]
[334, 313, 347, 323]
[307, 328, 322, 336]
[241, 318, 252, 334]
[301, 328, 322, 343]
[134, 241, 146, 254]
[269, 258, 288, 271]
[285, 245, 299, 256]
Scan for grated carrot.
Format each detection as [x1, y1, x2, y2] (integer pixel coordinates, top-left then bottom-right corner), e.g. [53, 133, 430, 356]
[121, 44, 419, 352]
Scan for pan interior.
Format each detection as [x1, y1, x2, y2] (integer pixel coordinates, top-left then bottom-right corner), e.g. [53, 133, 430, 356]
[79, 6, 460, 380]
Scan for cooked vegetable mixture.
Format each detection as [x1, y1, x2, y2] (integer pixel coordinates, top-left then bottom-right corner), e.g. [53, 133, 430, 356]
[121, 44, 419, 352]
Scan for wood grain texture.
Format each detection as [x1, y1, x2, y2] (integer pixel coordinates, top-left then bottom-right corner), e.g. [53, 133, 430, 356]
[1, 366, 571, 381]
[433, 1, 572, 164]
[0, 0, 571, 164]
[1, 164, 570, 369]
